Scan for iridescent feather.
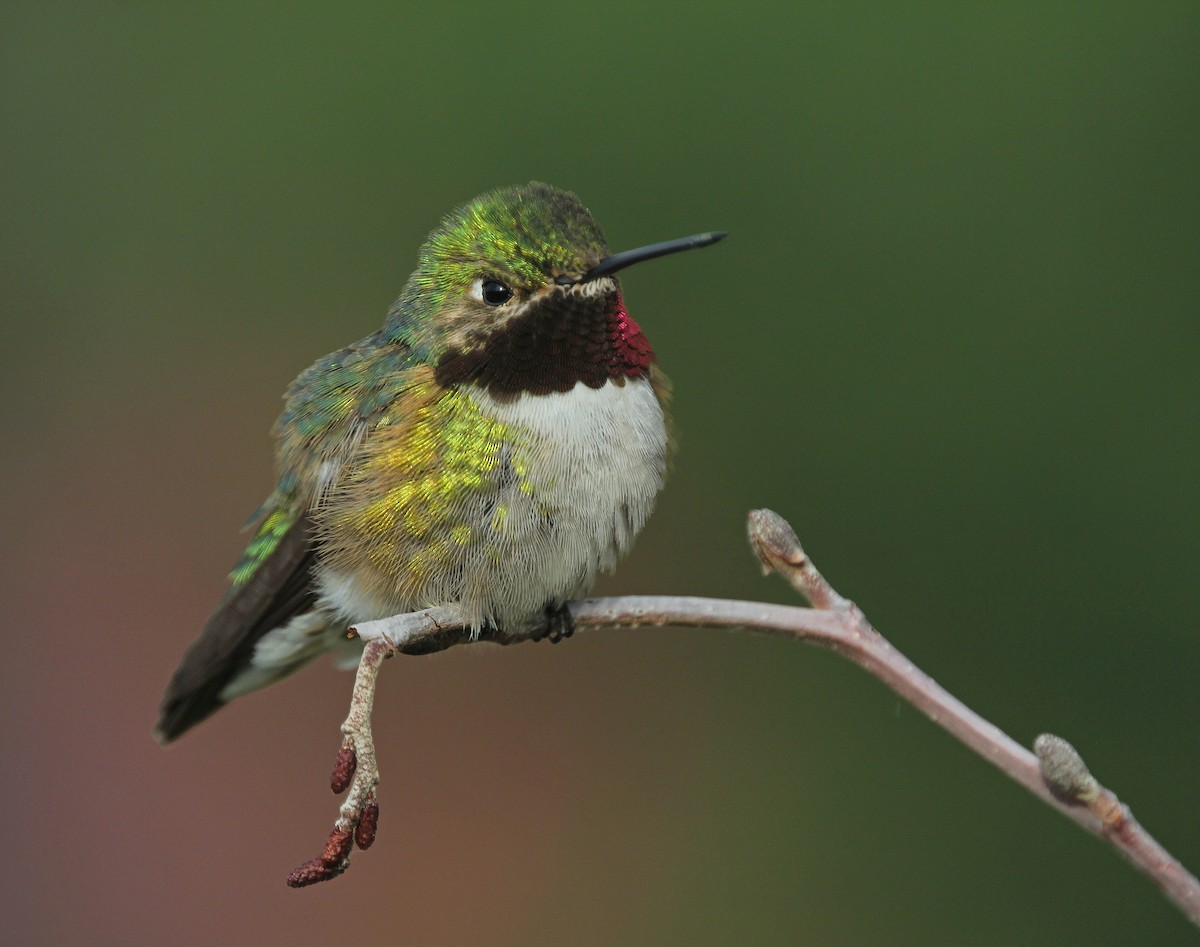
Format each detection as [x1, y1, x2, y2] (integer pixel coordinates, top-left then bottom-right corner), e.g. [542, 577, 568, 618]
[155, 182, 697, 743]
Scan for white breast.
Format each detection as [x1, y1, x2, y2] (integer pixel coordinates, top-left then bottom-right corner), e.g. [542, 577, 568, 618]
[468, 376, 668, 617]
[316, 376, 670, 633]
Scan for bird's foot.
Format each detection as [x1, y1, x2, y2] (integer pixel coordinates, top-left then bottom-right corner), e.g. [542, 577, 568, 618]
[534, 602, 575, 644]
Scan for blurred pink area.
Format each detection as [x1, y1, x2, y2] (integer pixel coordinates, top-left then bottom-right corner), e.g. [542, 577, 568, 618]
[1, 347, 723, 945]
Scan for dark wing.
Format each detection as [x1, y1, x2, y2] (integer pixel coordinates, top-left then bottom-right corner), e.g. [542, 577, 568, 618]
[155, 335, 420, 743]
[153, 513, 317, 743]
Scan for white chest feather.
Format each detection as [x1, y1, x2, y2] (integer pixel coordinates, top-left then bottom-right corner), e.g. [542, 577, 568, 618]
[317, 377, 668, 630]
[476, 376, 668, 532]
[459, 376, 668, 624]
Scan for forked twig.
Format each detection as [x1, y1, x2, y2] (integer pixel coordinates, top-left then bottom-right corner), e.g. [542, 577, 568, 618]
[285, 509, 1200, 929]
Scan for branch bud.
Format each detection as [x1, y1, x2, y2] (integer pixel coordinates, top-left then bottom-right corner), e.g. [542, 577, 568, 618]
[321, 826, 354, 867]
[286, 857, 346, 887]
[1034, 733, 1100, 804]
[331, 742, 357, 794]
[747, 508, 806, 575]
[355, 800, 379, 850]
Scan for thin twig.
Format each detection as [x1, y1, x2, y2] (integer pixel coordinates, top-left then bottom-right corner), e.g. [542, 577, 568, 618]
[286, 639, 391, 887]
[284, 509, 1200, 930]
[1033, 734, 1200, 925]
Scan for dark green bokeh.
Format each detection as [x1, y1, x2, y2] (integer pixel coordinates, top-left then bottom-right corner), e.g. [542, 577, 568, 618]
[3, 3, 1198, 944]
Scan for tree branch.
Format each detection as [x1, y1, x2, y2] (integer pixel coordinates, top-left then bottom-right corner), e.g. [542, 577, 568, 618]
[285, 509, 1200, 930]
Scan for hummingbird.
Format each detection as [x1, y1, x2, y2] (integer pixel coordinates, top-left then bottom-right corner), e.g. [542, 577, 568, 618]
[155, 182, 725, 743]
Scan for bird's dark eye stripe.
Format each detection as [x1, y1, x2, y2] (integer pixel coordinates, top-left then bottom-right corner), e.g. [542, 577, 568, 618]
[481, 279, 513, 306]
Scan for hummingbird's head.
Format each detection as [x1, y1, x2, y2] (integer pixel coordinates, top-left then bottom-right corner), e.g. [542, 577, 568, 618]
[387, 182, 724, 396]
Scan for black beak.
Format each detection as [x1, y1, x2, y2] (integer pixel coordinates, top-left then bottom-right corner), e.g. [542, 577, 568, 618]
[570, 231, 727, 283]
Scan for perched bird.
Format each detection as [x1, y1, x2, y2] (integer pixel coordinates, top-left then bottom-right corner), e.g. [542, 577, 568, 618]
[155, 182, 724, 743]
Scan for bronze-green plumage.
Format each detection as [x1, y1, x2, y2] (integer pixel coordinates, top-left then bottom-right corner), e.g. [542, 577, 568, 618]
[155, 182, 725, 742]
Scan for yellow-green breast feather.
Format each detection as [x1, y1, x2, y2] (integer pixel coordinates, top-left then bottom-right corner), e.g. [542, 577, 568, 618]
[317, 366, 533, 604]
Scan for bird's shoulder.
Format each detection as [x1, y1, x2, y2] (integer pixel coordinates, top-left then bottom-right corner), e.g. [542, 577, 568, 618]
[229, 337, 429, 585]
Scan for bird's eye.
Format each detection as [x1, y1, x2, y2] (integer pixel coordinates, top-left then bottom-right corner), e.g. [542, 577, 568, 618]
[481, 279, 513, 306]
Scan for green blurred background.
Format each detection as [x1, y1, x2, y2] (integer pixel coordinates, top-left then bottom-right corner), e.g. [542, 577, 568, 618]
[4, 3, 1198, 944]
